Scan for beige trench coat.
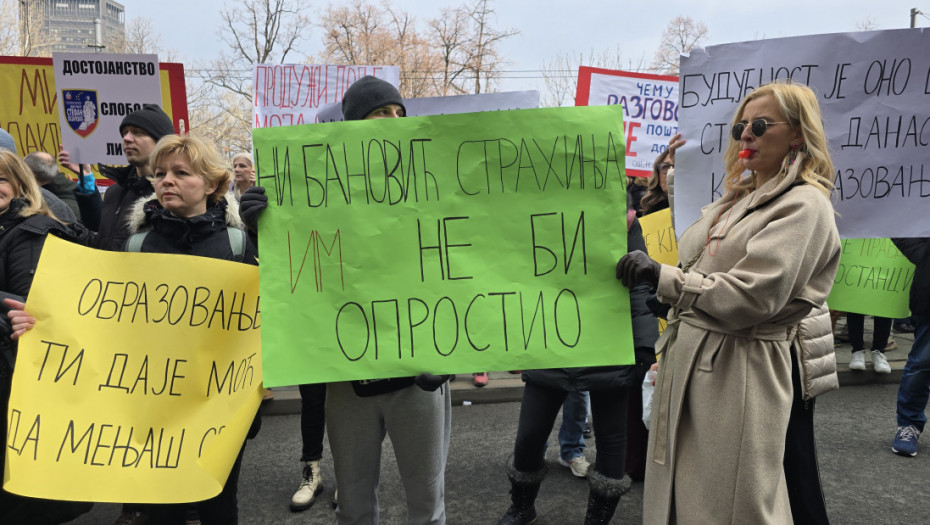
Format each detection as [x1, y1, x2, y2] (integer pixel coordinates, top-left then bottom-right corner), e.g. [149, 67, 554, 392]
[643, 163, 841, 524]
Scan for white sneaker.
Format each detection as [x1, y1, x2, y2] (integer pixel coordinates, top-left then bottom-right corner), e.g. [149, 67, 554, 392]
[849, 350, 866, 370]
[558, 455, 590, 478]
[872, 350, 891, 374]
[290, 460, 324, 511]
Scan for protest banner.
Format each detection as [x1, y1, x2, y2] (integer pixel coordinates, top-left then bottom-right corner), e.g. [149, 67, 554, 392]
[252, 64, 400, 128]
[676, 28, 930, 239]
[4, 237, 262, 503]
[827, 238, 915, 317]
[52, 52, 163, 164]
[252, 106, 632, 387]
[639, 208, 678, 266]
[575, 66, 679, 177]
[316, 90, 541, 122]
[0, 56, 188, 185]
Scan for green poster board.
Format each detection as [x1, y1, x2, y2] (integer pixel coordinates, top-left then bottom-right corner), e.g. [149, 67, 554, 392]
[253, 106, 633, 386]
[827, 238, 914, 318]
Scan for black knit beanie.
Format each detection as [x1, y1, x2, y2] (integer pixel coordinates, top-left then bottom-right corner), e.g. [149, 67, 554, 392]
[119, 104, 175, 141]
[341, 76, 405, 122]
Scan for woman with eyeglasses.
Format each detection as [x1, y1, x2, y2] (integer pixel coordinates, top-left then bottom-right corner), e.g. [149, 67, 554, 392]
[616, 81, 841, 524]
[639, 134, 685, 217]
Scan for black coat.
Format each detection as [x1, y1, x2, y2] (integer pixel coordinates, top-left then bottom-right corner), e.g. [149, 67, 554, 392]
[96, 165, 154, 251]
[0, 199, 90, 297]
[892, 237, 930, 319]
[129, 199, 258, 265]
[522, 218, 659, 392]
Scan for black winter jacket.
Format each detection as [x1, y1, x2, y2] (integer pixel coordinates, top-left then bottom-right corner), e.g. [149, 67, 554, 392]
[0, 199, 90, 297]
[892, 237, 930, 319]
[96, 164, 154, 251]
[522, 218, 659, 392]
[127, 197, 257, 264]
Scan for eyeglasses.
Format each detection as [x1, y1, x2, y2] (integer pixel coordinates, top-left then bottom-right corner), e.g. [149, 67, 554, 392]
[657, 162, 673, 174]
[731, 119, 789, 141]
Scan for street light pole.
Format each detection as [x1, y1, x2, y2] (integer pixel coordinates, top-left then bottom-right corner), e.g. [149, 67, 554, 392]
[912, 8, 920, 28]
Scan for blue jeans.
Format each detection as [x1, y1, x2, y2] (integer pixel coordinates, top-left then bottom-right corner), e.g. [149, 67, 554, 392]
[897, 316, 930, 432]
[558, 391, 588, 462]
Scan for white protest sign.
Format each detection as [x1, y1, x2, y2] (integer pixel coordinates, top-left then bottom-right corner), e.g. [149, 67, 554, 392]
[576, 66, 679, 177]
[315, 90, 541, 122]
[52, 53, 162, 164]
[675, 28, 930, 239]
[252, 64, 400, 128]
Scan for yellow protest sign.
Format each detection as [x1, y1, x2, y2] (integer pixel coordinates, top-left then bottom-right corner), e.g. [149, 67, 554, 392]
[4, 237, 262, 503]
[638, 208, 678, 266]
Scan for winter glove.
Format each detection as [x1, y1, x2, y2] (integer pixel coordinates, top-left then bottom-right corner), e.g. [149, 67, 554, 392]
[239, 186, 268, 232]
[616, 250, 661, 289]
[415, 373, 450, 392]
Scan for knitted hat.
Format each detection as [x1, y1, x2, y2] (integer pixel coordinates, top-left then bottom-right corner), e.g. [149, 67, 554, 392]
[341, 76, 405, 122]
[0, 128, 18, 154]
[119, 104, 175, 142]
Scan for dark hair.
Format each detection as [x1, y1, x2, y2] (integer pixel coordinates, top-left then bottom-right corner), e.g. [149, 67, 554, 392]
[639, 150, 670, 215]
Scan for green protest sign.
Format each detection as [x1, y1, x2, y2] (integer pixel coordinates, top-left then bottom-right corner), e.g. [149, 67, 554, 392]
[827, 238, 914, 318]
[252, 106, 632, 386]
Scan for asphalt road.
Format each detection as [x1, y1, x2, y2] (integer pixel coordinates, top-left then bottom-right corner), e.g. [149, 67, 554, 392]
[73, 382, 930, 524]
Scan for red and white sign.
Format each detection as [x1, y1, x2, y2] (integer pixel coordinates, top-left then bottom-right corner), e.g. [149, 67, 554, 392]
[576, 66, 679, 177]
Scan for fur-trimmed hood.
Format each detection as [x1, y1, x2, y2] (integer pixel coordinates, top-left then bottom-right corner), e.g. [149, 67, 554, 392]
[126, 191, 245, 235]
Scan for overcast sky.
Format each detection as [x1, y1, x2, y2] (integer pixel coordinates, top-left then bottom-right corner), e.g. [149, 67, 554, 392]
[127, 0, 925, 93]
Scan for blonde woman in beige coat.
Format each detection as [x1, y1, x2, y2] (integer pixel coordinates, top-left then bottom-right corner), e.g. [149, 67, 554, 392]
[617, 81, 841, 524]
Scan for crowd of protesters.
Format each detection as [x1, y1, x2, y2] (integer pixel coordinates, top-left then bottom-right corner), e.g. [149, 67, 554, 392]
[1, 75, 928, 525]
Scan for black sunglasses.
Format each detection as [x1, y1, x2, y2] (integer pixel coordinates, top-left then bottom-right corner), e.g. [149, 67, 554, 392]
[731, 119, 789, 141]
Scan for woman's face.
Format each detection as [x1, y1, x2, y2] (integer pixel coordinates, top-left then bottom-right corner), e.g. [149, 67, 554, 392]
[735, 95, 801, 180]
[233, 158, 254, 186]
[154, 152, 218, 218]
[0, 168, 18, 212]
[657, 162, 672, 193]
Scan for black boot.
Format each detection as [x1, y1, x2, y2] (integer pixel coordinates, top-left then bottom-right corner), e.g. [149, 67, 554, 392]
[584, 469, 631, 525]
[497, 463, 546, 525]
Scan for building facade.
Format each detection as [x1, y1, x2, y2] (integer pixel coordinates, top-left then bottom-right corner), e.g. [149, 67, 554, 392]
[21, 0, 126, 54]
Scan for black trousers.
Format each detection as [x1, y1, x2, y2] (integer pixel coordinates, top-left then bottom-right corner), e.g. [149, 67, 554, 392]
[299, 383, 327, 462]
[513, 381, 629, 479]
[146, 445, 245, 525]
[784, 347, 830, 525]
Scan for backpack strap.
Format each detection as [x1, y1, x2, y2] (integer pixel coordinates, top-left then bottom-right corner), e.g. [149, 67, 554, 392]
[126, 231, 149, 252]
[227, 227, 246, 262]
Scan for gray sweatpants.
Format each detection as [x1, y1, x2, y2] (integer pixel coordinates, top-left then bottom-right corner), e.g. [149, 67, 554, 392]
[326, 381, 452, 525]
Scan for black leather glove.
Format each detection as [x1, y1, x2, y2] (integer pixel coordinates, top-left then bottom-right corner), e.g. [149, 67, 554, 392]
[239, 186, 268, 232]
[415, 373, 450, 392]
[616, 250, 661, 289]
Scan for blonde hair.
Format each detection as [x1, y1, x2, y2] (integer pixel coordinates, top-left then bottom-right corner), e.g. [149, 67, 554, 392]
[722, 81, 834, 199]
[0, 149, 57, 221]
[150, 135, 231, 205]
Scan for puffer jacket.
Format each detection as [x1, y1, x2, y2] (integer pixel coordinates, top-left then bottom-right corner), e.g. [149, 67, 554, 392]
[126, 194, 256, 264]
[522, 217, 658, 392]
[793, 302, 838, 400]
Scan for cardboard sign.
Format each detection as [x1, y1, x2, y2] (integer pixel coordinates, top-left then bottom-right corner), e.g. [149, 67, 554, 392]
[252, 106, 633, 387]
[676, 28, 930, 238]
[52, 53, 163, 164]
[0, 56, 188, 176]
[639, 208, 679, 266]
[252, 64, 400, 127]
[576, 66, 679, 177]
[4, 237, 262, 503]
[827, 238, 915, 317]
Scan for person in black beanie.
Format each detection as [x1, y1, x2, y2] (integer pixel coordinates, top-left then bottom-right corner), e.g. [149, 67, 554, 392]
[239, 76, 451, 524]
[59, 104, 175, 251]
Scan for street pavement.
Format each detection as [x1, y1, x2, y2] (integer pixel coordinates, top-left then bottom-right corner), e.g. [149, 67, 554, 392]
[72, 322, 930, 524]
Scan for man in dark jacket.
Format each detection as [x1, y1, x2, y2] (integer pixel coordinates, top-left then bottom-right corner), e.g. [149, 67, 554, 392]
[890, 237, 930, 457]
[59, 104, 175, 250]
